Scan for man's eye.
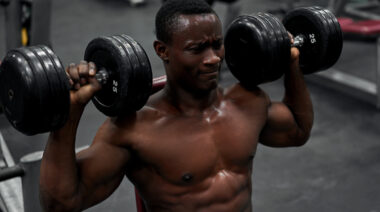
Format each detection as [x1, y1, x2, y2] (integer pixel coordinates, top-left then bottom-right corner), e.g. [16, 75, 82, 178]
[212, 41, 222, 49]
[189, 46, 203, 52]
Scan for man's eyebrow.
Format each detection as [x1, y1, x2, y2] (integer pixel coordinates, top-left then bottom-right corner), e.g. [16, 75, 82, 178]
[185, 36, 223, 47]
[184, 40, 204, 47]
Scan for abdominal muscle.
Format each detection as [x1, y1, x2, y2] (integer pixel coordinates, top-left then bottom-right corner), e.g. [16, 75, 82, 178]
[131, 168, 253, 212]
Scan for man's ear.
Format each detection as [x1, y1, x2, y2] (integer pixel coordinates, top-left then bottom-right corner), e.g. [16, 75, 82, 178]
[154, 40, 169, 62]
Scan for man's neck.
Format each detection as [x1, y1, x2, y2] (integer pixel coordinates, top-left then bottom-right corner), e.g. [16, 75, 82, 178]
[163, 82, 222, 116]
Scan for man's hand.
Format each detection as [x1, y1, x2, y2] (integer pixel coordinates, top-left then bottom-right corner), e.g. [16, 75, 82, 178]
[288, 32, 300, 70]
[66, 61, 102, 108]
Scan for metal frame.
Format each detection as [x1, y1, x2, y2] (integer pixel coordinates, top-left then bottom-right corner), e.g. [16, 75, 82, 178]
[29, 0, 52, 47]
[0, 133, 89, 212]
[345, 1, 380, 20]
[3, 0, 22, 51]
[327, 0, 350, 16]
[2, 0, 52, 52]
[0, 132, 23, 212]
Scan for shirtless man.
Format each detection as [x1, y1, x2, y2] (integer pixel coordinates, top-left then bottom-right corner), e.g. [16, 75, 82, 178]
[39, 0, 313, 211]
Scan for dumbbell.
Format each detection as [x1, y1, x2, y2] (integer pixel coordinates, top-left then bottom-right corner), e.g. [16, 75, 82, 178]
[0, 34, 165, 136]
[224, 6, 343, 86]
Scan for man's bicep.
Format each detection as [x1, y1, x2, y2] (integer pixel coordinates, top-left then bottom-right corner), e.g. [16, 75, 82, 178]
[259, 102, 300, 147]
[75, 128, 132, 209]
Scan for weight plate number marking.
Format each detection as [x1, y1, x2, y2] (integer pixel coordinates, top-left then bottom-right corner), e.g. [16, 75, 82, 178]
[113, 80, 118, 93]
[309, 34, 316, 44]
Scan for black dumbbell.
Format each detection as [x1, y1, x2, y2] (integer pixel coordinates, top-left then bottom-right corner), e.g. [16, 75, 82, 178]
[0, 34, 155, 135]
[224, 6, 343, 86]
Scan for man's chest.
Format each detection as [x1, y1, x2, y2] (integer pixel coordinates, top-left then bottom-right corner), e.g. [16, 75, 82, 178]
[129, 111, 264, 184]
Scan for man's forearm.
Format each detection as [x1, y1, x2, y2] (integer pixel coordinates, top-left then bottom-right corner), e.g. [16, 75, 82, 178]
[40, 107, 84, 211]
[282, 59, 314, 138]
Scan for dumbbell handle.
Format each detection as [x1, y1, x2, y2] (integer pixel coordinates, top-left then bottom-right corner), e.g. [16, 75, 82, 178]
[95, 68, 110, 85]
[291, 34, 306, 48]
[94, 68, 167, 95]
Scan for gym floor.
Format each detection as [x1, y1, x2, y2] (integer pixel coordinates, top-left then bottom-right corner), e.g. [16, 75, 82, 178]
[1, 0, 380, 211]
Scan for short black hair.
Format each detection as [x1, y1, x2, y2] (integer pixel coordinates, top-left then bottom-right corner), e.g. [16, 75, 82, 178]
[155, 0, 217, 44]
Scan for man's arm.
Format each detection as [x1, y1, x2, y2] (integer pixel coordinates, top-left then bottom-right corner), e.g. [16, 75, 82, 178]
[39, 62, 131, 211]
[259, 47, 314, 147]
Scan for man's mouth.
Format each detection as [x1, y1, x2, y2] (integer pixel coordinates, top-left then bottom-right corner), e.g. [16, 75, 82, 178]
[198, 70, 219, 79]
[199, 65, 220, 75]
[200, 70, 218, 74]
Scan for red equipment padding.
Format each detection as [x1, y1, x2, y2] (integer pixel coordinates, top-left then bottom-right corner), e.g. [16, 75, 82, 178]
[338, 17, 380, 41]
[339, 18, 380, 35]
[135, 188, 147, 212]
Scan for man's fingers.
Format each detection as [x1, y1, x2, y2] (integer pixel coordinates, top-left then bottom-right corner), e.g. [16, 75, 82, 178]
[66, 61, 100, 90]
[67, 63, 81, 90]
[66, 61, 102, 105]
[88, 62, 96, 76]
[78, 61, 90, 85]
[288, 32, 294, 44]
[86, 62, 101, 91]
[66, 61, 102, 94]
[67, 63, 79, 81]
[65, 66, 74, 87]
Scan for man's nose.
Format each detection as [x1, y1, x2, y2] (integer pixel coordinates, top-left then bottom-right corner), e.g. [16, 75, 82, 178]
[203, 49, 221, 66]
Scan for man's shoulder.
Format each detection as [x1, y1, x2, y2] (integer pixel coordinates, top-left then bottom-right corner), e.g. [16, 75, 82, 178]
[221, 84, 270, 120]
[143, 90, 173, 116]
[98, 106, 162, 147]
[223, 83, 269, 105]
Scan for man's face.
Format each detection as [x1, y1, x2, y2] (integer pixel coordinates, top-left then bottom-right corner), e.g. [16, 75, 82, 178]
[166, 13, 224, 93]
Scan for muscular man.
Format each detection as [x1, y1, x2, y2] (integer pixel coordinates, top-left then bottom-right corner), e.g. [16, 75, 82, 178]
[40, 0, 313, 211]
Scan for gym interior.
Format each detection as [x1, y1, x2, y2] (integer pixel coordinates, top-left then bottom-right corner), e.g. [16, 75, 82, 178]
[0, 0, 380, 211]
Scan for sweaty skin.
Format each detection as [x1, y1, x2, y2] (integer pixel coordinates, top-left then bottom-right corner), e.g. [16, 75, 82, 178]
[40, 13, 313, 212]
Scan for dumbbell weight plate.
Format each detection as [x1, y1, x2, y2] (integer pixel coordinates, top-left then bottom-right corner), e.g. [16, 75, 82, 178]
[119, 35, 152, 111]
[283, 6, 342, 74]
[262, 12, 291, 76]
[283, 7, 328, 74]
[257, 13, 290, 79]
[40, 46, 71, 131]
[30, 46, 70, 132]
[24, 46, 70, 134]
[84, 35, 152, 116]
[0, 46, 69, 135]
[255, 13, 277, 74]
[225, 14, 269, 86]
[85, 36, 131, 117]
[225, 14, 282, 86]
[0, 50, 40, 135]
[111, 35, 142, 112]
[312, 7, 343, 71]
[19, 47, 53, 134]
[29, 46, 61, 133]
[307, 6, 341, 71]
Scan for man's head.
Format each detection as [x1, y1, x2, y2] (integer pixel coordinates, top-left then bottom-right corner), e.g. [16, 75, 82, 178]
[154, 0, 224, 94]
[155, 0, 217, 44]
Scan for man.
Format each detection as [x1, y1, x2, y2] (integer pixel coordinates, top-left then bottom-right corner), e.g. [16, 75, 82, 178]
[40, 0, 313, 211]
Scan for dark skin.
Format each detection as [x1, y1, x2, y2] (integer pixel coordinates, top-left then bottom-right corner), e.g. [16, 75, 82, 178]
[40, 13, 313, 212]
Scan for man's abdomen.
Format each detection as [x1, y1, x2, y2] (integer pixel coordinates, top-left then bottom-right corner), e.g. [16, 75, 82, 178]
[138, 168, 252, 212]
